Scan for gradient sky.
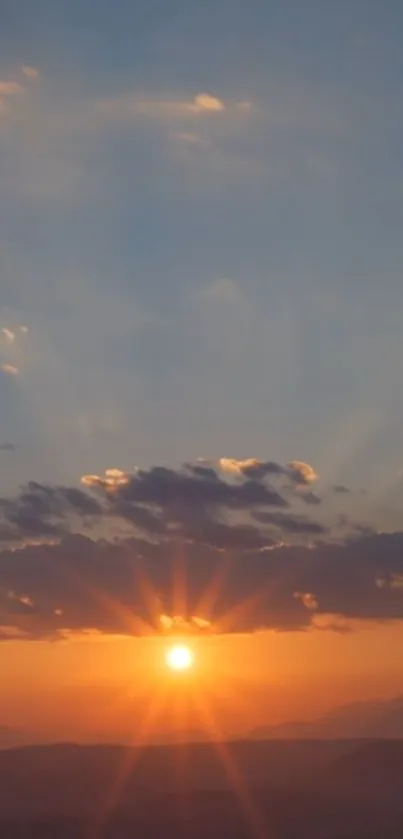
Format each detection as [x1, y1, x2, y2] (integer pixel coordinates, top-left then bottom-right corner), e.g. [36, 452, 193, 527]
[1, 0, 403, 741]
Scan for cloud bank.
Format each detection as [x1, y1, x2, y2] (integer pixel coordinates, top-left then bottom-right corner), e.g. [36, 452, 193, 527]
[0, 457, 399, 641]
[0, 530, 402, 641]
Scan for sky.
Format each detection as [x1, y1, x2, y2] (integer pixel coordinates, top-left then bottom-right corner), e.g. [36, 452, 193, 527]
[1, 0, 403, 742]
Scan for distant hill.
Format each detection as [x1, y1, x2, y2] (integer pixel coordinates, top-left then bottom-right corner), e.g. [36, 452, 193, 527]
[316, 739, 403, 802]
[0, 726, 35, 749]
[0, 739, 359, 817]
[250, 695, 403, 740]
[0, 740, 402, 838]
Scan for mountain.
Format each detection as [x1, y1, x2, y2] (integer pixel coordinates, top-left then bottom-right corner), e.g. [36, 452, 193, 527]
[0, 740, 349, 817]
[0, 726, 34, 749]
[250, 694, 403, 740]
[0, 740, 402, 838]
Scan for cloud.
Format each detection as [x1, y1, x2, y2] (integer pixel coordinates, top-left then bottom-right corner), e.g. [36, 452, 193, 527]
[0, 444, 15, 452]
[22, 66, 39, 80]
[0, 324, 28, 378]
[299, 491, 321, 506]
[0, 82, 23, 97]
[376, 574, 403, 591]
[0, 77, 25, 116]
[253, 510, 327, 535]
[80, 464, 288, 529]
[333, 485, 351, 494]
[0, 66, 40, 119]
[219, 457, 266, 476]
[0, 457, 336, 551]
[0, 459, 296, 547]
[0, 457, 384, 640]
[96, 91, 228, 122]
[192, 93, 225, 113]
[288, 460, 319, 485]
[1, 328, 16, 342]
[219, 456, 319, 487]
[81, 468, 129, 492]
[294, 591, 319, 611]
[0, 529, 402, 639]
[1, 363, 19, 376]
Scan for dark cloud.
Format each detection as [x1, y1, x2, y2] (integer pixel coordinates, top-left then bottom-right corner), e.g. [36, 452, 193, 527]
[0, 457, 382, 640]
[184, 463, 220, 482]
[116, 466, 288, 510]
[0, 482, 102, 541]
[0, 531, 402, 640]
[253, 511, 328, 536]
[0, 462, 291, 545]
[180, 519, 274, 550]
[0, 443, 15, 452]
[300, 491, 321, 506]
[238, 461, 287, 480]
[333, 485, 351, 494]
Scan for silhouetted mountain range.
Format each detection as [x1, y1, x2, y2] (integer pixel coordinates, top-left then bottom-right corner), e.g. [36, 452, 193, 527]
[3, 694, 403, 751]
[0, 739, 402, 838]
[250, 694, 403, 739]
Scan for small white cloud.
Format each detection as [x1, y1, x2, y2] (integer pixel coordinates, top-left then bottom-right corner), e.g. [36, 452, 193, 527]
[22, 66, 39, 80]
[377, 574, 403, 590]
[20, 595, 34, 608]
[294, 591, 319, 611]
[1, 363, 19, 376]
[192, 93, 225, 113]
[96, 91, 234, 123]
[2, 328, 16, 342]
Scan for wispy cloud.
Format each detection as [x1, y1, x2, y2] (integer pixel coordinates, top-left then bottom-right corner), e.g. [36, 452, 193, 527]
[0, 66, 39, 115]
[0, 82, 23, 97]
[1, 363, 19, 376]
[22, 66, 40, 80]
[0, 323, 29, 379]
[1, 328, 16, 343]
[95, 90, 248, 122]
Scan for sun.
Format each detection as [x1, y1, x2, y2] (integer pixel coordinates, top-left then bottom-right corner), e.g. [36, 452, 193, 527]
[166, 644, 194, 671]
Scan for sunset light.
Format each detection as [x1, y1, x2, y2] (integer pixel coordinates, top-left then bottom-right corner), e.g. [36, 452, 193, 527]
[165, 644, 194, 671]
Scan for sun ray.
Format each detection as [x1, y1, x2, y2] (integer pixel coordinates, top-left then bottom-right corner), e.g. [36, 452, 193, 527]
[130, 555, 164, 630]
[171, 539, 188, 620]
[193, 553, 232, 625]
[190, 686, 271, 839]
[46, 553, 154, 637]
[88, 683, 169, 839]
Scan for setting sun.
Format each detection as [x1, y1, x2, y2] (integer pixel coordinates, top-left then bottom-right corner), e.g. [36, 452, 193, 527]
[166, 644, 194, 671]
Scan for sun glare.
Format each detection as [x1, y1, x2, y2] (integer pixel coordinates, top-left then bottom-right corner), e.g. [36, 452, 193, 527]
[166, 644, 194, 671]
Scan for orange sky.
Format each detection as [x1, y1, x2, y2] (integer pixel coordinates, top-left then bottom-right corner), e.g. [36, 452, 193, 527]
[2, 623, 403, 742]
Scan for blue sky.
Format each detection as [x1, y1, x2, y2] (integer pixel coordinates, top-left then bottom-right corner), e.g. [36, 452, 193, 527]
[1, 0, 403, 519]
